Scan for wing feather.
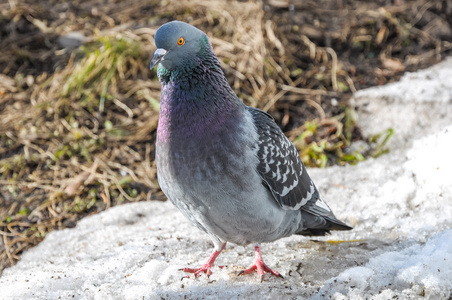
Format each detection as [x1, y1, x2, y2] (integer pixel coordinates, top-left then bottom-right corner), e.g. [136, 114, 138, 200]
[248, 107, 352, 231]
[248, 107, 316, 210]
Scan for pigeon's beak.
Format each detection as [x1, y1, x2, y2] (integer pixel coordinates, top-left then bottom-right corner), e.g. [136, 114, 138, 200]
[150, 48, 168, 69]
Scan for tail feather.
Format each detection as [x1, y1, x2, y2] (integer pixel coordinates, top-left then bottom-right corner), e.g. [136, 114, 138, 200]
[297, 210, 353, 237]
[325, 216, 353, 231]
[297, 228, 331, 236]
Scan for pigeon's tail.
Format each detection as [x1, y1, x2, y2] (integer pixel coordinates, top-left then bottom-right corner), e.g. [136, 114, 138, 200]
[297, 221, 353, 236]
[297, 210, 353, 237]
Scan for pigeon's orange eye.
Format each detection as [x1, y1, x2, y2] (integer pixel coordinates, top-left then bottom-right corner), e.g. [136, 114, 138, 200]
[177, 37, 185, 46]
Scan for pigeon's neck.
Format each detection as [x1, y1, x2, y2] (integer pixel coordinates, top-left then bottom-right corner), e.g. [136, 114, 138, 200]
[157, 59, 243, 142]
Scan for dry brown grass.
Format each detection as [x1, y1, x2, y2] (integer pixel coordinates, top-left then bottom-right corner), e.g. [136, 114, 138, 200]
[1, 0, 451, 274]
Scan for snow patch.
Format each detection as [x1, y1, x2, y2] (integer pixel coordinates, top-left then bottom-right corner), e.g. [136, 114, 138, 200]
[317, 230, 452, 299]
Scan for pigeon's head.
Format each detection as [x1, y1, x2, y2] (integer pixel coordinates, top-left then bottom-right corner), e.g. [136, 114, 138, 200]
[150, 21, 210, 71]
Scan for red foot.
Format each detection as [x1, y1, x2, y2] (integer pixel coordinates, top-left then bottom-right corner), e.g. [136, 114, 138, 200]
[238, 246, 284, 282]
[183, 243, 226, 278]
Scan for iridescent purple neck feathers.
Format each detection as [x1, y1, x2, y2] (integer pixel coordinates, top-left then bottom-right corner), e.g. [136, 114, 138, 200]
[156, 42, 243, 143]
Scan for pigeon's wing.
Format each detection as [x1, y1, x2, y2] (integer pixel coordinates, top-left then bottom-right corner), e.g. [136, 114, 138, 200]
[248, 107, 352, 230]
[248, 106, 317, 210]
[248, 107, 351, 231]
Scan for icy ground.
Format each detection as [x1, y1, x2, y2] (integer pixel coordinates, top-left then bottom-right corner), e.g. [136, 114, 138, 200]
[1, 58, 452, 299]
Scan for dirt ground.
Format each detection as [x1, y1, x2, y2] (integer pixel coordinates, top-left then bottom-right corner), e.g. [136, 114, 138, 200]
[0, 0, 451, 274]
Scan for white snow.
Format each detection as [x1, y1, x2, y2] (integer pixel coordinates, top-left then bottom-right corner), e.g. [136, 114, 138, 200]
[315, 229, 452, 300]
[1, 57, 452, 299]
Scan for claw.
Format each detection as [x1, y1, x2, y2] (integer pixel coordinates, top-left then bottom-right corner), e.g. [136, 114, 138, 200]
[181, 243, 226, 278]
[237, 245, 283, 282]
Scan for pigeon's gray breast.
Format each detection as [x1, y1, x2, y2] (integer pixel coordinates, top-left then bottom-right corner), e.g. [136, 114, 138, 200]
[156, 108, 302, 246]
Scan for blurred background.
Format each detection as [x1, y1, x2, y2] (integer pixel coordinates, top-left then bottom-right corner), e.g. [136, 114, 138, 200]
[0, 0, 451, 274]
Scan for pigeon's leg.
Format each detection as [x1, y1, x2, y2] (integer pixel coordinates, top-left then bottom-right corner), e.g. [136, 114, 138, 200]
[183, 242, 226, 278]
[238, 245, 283, 282]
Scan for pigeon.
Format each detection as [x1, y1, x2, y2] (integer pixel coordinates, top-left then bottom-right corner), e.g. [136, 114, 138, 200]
[150, 20, 352, 281]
